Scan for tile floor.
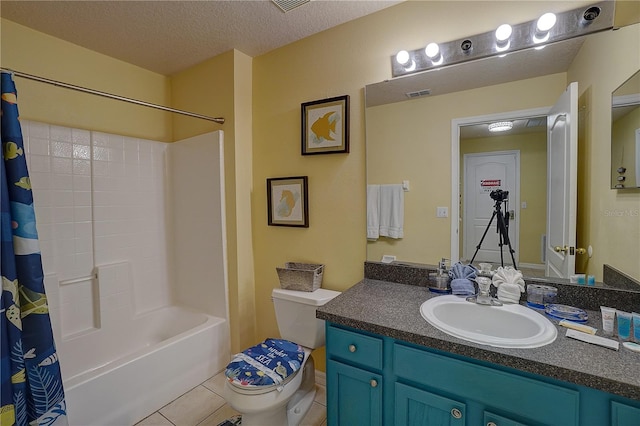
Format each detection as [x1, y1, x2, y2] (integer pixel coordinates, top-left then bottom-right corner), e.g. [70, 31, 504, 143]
[135, 371, 327, 426]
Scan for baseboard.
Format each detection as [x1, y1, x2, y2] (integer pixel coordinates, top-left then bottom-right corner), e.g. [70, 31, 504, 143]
[315, 370, 326, 387]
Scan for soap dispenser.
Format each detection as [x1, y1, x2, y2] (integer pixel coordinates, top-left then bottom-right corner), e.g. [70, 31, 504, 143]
[428, 258, 451, 293]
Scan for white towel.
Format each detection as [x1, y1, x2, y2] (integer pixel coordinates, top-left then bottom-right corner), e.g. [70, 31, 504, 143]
[367, 185, 380, 240]
[492, 266, 525, 303]
[378, 184, 404, 239]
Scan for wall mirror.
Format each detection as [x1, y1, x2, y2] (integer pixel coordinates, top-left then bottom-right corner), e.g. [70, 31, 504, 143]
[365, 27, 639, 289]
[611, 70, 640, 189]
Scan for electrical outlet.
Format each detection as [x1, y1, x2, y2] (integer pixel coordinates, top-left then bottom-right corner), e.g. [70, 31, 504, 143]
[436, 207, 448, 218]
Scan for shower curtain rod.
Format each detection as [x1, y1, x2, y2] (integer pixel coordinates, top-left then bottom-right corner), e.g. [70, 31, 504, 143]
[1, 68, 225, 124]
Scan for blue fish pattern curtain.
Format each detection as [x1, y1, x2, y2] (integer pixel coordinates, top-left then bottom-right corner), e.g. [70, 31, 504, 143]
[1, 72, 68, 425]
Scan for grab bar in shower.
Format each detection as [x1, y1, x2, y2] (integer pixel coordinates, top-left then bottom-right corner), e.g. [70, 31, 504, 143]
[59, 273, 98, 286]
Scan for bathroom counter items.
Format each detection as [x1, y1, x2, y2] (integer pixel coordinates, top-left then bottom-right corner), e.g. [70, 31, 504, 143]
[316, 279, 640, 401]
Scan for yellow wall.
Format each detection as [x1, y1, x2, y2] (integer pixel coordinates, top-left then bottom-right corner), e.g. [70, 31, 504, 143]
[569, 23, 640, 281]
[366, 73, 566, 265]
[1, 19, 172, 141]
[460, 132, 547, 265]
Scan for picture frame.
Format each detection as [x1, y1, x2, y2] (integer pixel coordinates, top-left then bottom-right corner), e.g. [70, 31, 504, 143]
[267, 176, 309, 227]
[301, 95, 349, 155]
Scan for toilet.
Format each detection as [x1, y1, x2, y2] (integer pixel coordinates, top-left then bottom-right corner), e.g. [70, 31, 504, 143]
[222, 287, 340, 426]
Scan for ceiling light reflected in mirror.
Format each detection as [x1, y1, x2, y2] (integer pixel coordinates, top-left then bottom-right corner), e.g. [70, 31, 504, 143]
[488, 121, 514, 132]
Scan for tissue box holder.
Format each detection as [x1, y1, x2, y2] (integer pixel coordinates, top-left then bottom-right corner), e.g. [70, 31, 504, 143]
[276, 262, 324, 292]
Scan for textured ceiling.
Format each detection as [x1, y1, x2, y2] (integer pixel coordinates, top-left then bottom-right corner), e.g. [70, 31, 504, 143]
[0, 0, 401, 75]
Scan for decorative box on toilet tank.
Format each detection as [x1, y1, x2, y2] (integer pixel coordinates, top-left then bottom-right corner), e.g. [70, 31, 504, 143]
[276, 262, 324, 291]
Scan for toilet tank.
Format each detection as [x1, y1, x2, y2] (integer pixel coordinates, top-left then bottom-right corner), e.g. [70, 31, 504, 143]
[272, 288, 341, 349]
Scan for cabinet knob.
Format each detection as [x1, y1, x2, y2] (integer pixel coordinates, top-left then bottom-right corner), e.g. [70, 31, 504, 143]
[451, 408, 463, 419]
[370, 379, 378, 388]
[348, 344, 357, 353]
[487, 422, 497, 426]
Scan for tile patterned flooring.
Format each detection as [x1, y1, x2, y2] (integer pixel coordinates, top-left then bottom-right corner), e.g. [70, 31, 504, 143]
[135, 371, 327, 426]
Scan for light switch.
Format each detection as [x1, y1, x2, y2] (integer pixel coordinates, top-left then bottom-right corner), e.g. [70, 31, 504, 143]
[436, 207, 448, 218]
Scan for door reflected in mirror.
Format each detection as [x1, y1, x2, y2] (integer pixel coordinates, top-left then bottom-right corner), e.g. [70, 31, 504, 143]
[611, 70, 640, 189]
[460, 118, 546, 272]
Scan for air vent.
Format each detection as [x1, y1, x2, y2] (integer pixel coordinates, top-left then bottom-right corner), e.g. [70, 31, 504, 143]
[406, 89, 431, 98]
[272, 0, 311, 13]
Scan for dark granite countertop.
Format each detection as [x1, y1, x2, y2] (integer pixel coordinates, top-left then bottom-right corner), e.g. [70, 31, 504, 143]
[317, 278, 640, 401]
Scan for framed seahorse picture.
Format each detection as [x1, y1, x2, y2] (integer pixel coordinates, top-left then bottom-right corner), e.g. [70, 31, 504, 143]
[267, 176, 309, 227]
[301, 95, 349, 155]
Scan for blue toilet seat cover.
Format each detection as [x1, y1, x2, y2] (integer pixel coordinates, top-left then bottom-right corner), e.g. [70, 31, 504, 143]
[225, 338, 306, 388]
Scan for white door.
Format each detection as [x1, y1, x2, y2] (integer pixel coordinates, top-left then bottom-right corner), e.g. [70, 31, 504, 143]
[464, 151, 520, 266]
[546, 82, 578, 278]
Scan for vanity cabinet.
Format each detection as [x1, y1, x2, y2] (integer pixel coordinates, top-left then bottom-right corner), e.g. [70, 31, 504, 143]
[326, 323, 640, 426]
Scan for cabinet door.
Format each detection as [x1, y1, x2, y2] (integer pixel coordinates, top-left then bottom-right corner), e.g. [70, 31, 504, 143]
[395, 382, 465, 426]
[611, 401, 640, 426]
[327, 360, 382, 426]
[484, 411, 531, 426]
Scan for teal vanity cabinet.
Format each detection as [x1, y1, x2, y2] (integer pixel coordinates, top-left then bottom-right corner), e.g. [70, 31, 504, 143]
[326, 323, 640, 426]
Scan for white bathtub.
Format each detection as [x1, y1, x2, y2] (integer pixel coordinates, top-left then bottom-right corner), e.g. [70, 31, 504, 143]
[60, 306, 230, 426]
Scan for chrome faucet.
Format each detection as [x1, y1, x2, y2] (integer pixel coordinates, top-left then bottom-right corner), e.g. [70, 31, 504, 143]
[467, 275, 503, 306]
[437, 258, 448, 276]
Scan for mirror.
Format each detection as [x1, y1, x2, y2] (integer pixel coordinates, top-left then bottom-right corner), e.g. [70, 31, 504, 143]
[365, 28, 640, 287]
[611, 70, 640, 189]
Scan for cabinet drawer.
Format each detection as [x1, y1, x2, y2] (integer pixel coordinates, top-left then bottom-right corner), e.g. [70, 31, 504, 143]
[484, 411, 529, 426]
[394, 343, 579, 426]
[327, 326, 383, 370]
[396, 382, 465, 425]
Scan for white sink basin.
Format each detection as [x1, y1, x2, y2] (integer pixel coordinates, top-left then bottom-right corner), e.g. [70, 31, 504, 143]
[420, 295, 557, 348]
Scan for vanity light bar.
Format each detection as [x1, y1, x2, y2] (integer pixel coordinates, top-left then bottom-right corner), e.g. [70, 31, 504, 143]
[391, 1, 614, 78]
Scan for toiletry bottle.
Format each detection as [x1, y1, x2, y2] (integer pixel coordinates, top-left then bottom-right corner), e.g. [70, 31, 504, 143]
[601, 306, 616, 336]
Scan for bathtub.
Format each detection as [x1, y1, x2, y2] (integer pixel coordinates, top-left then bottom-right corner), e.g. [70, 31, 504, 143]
[60, 305, 230, 426]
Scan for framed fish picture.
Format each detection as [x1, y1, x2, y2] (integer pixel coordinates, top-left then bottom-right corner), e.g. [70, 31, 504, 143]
[301, 95, 349, 155]
[267, 176, 309, 227]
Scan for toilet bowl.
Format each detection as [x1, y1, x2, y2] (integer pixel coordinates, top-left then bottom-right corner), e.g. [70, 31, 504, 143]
[222, 288, 340, 426]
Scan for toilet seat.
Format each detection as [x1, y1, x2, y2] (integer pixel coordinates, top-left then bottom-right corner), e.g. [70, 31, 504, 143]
[225, 338, 306, 393]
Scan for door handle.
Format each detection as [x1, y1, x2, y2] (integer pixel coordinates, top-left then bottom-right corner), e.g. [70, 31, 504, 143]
[576, 247, 587, 255]
[554, 245, 569, 253]
[508, 210, 515, 220]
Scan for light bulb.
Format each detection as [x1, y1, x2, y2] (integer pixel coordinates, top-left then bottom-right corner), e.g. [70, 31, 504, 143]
[396, 50, 410, 65]
[425, 43, 440, 58]
[495, 24, 512, 42]
[537, 13, 557, 32]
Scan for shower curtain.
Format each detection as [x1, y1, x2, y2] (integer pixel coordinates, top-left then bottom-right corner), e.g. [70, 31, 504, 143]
[1, 72, 67, 425]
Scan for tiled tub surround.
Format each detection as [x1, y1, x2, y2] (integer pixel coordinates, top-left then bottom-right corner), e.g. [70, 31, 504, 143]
[319, 263, 640, 401]
[22, 121, 230, 424]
